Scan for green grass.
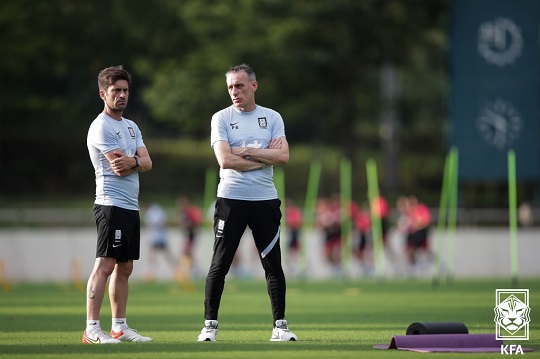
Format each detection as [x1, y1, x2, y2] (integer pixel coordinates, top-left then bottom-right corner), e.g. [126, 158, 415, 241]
[0, 278, 539, 358]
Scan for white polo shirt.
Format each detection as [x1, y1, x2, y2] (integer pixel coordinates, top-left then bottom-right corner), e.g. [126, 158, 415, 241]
[210, 105, 285, 201]
[87, 113, 145, 210]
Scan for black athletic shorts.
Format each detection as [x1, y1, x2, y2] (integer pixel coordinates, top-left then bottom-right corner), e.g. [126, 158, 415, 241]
[93, 204, 141, 262]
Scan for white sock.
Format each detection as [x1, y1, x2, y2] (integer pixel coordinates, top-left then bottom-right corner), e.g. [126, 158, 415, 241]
[112, 318, 128, 332]
[86, 320, 100, 332]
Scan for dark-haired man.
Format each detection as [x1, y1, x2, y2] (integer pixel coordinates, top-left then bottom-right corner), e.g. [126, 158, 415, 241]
[84, 65, 152, 344]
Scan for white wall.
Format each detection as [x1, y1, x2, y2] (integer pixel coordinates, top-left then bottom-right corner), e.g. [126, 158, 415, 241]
[0, 227, 538, 281]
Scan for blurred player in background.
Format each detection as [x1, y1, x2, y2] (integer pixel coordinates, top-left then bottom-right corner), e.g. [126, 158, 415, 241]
[397, 195, 432, 275]
[353, 202, 373, 275]
[285, 198, 303, 277]
[316, 194, 342, 276]
[144, 202, 176, 280]
[177, 196, 203, 278]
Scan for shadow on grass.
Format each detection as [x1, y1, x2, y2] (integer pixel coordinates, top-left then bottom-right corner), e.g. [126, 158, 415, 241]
[0, 341, 367, 355]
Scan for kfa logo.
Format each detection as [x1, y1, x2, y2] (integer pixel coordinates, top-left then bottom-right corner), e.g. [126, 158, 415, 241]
[494, 289, 530, 355]
[500, 344, 524, 355]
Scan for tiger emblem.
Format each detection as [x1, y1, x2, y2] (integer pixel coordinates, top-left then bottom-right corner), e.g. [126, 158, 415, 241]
[494, 294, 530, 335]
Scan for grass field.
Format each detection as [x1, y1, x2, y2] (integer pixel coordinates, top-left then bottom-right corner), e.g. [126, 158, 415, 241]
[0, 278, 538, 358]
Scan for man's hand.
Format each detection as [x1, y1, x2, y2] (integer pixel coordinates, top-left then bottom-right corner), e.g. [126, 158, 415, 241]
[110, 150, 137, 176]
[231, 147, 249, 157]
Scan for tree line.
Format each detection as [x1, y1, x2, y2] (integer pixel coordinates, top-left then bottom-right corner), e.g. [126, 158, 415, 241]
[0, 0, 455, 206]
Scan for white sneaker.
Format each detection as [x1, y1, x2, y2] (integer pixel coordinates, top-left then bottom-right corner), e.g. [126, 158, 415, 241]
[110, 327, 152, 342]
[198, 320, 218, 342]
[271, 320, 298, 341]
[82, 329, 121, 344]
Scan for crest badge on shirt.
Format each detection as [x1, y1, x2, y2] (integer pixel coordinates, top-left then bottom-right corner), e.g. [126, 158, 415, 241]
[258, 117, 267, 129]
[128, 127, 136, 139]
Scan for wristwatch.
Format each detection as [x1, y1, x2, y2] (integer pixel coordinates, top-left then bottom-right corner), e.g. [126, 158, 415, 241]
[133, 157, 141, 169]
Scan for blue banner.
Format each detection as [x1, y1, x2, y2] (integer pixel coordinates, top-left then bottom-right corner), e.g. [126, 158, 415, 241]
[451, 0, 540, 180]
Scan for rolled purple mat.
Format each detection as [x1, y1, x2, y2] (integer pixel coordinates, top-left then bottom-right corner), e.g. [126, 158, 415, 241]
[406, 321, 468, 335]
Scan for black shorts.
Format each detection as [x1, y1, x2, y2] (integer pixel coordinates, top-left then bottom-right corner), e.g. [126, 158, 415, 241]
[93, 204, 141, 262]
[152, 242, 167, 250]
[406, 227, 429, 250]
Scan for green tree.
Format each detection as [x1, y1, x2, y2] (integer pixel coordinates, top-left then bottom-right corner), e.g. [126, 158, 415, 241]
[0, 0, 452, 205]
[135, 1, 449, 154]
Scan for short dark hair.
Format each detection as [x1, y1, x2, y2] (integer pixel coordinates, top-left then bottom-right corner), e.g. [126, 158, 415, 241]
[226, 63, 256, 81]
[98, 65, 131, 90]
